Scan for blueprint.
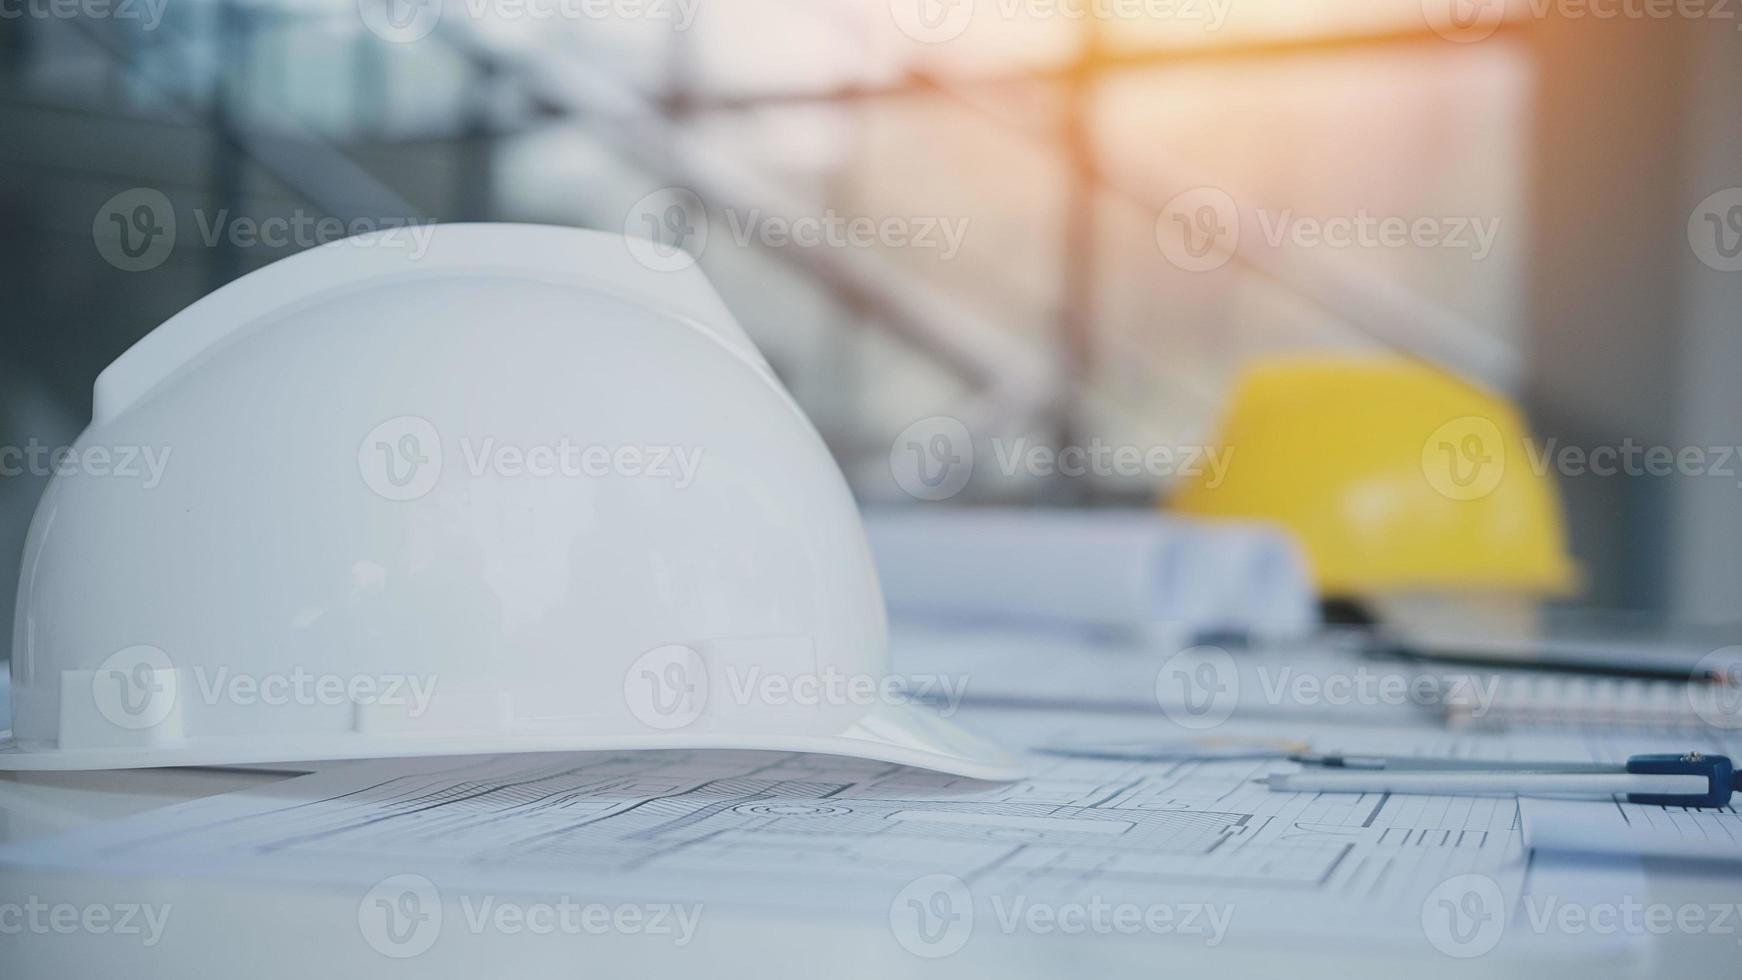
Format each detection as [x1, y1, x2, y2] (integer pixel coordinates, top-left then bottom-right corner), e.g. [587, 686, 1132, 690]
[2, 705, 1636, 955]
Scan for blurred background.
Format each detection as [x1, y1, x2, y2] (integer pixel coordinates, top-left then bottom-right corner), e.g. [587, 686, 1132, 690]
[2, 0, 1740, 648]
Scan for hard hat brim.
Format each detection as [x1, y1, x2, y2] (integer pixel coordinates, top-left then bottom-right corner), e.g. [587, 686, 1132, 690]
[0, 702, 1025, 781]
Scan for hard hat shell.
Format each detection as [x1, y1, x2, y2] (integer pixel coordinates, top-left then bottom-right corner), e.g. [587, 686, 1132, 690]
[1171, 356, 1578, 598]
[0, 224, 1021, 781]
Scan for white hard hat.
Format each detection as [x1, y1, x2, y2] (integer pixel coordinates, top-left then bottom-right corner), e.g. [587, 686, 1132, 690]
[0, 224, 1022, 781]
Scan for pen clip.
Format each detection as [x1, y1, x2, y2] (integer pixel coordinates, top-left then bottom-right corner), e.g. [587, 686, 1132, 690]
[1624, 753, 1738, 807]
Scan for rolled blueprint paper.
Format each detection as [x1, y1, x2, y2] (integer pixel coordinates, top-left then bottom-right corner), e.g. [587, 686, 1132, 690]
[863, 508, 1316, 639]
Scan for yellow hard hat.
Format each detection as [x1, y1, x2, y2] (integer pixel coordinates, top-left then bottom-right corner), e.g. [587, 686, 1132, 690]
[1169, 356, 1578, 598]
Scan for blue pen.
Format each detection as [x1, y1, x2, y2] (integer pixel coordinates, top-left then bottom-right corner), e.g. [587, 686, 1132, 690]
[1262, 752, 1740, 807]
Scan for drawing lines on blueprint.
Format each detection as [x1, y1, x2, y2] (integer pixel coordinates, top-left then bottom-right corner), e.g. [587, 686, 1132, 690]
[68, 749, 1520, 912]
[0, 707, 1560, 946]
